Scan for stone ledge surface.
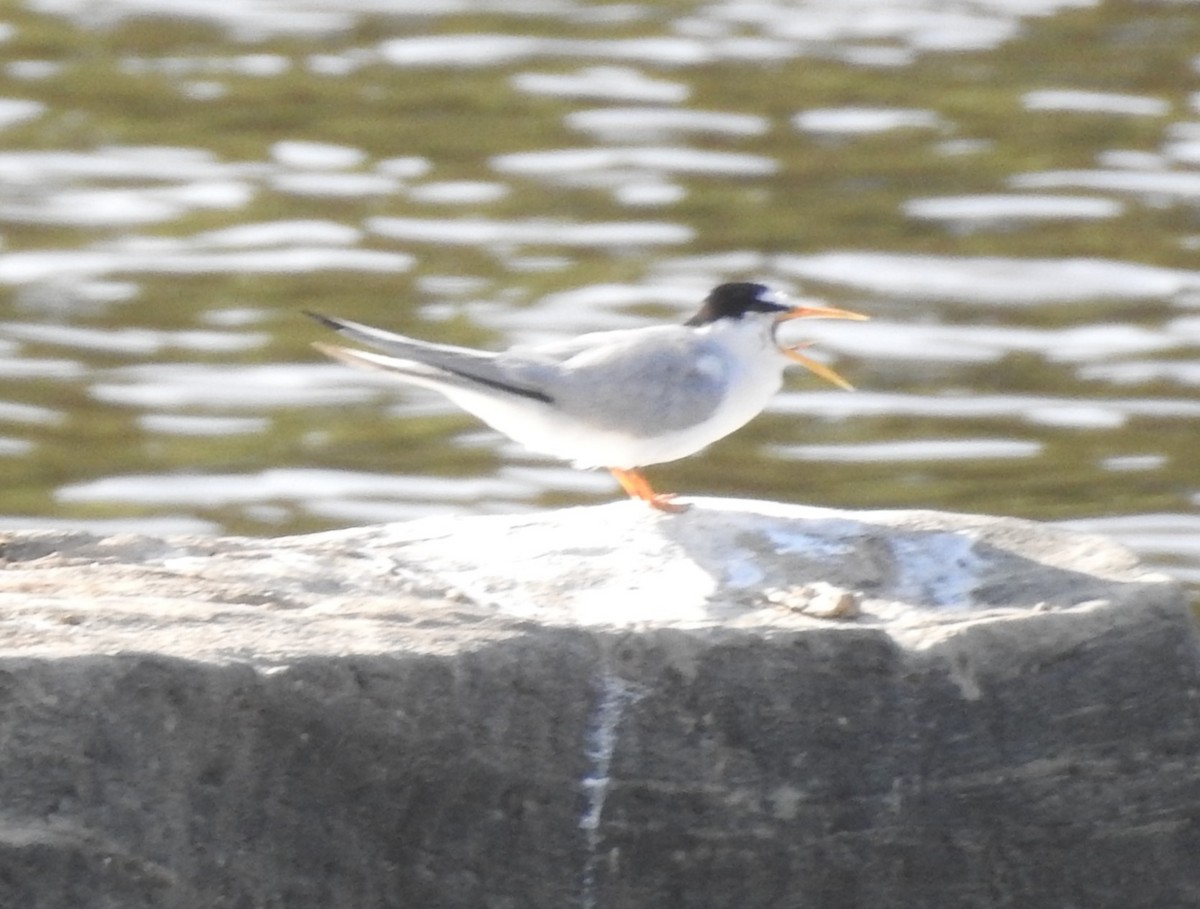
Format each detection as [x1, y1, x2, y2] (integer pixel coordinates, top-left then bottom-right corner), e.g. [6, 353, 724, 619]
[0, 499, 1195, 908]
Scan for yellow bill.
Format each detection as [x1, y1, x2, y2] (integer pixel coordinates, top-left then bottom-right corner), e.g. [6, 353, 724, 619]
[773, 304, 868, 392]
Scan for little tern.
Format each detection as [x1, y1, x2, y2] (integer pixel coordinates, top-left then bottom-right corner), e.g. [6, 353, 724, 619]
[308, 282, 866, 512]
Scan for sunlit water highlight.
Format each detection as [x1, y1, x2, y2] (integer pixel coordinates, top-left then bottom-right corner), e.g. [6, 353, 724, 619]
[0, 0, 1196, 596]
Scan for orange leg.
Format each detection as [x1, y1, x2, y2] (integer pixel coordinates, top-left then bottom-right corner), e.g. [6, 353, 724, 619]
[609, 467, 689, 513]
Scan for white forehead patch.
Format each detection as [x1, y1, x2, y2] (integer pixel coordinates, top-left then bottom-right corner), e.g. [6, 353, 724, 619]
[755, 286, 789, 307]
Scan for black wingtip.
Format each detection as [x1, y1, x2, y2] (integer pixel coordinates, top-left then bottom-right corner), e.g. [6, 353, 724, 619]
[303, 310, 344, 331]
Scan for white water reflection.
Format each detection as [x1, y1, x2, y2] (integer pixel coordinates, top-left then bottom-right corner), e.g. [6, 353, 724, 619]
[1057, 514, 1200, 582]
[0, 146, 257, 228]
[1164, 123, 1200, 167]
[121, 53, 291, 78]
[1078, 360, 1200, 387]
[269, 171, 400, 198]
[6, 61, 64, 80]
[407, 181, 509, 205]
[613, 181, 686, 207]
[565, 107, 770, 139]
[11, 279, 138, 316]
[270, 140, 366, 170]
[779, 317, 1182, 366]
[376, 156, 433, 179]
[0, 246, 413, 284]
[0, 185, 249, 228]
[0, 437, 35, 456]
[193, 220, 361, 248]
[379, 35, 714, 68]
[1012, 169, 1200, 201]
[137, 414, 270, 436]
[30, 0, 1102, 53]
[367, 215, 693, 247]
[0, 401, 64, 426]
[512, 67, 689, 103]
[774, 252, 1199, 304]
[2, 322, 265, 355]
[56, 468, 542, 508]
[491, 147, 777, 178]
[0, 513, 221, 534]
[793, 107, 942, 136]
[903, 194, 1123, 228]
[1021, 404, 1125, 429]
[1022, 89, 1170, 117]
[28, 0, 358, 40]
[768, 438, 1042, 462]
[700, 0, 1093, 56]
[0, 146, 247, 182]
[380, 35, 557, 68]
[0, 98, 45, 129]
[771, 391, 1200, 426]
[1061, 513, 1200, 557]
[1101, 455, 1166, 472]
[0, 357, 85, 379]
[90, 364, 389, 409]
[1096, 149, 1165, 170]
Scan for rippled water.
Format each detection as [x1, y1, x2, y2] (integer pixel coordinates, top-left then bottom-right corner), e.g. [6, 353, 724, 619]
[0, 0, 1198, 592]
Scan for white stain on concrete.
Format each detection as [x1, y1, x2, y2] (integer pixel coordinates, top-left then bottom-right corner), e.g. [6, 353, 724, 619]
[579, 672, 643, 909]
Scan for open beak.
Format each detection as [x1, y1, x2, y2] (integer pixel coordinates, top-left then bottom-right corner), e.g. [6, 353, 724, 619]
[773, 304, 869, 392]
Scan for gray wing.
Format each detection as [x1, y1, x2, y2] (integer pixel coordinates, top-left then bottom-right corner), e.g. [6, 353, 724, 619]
[308, 314, 726, 433]
[306, 312, 554, 403]
[533, 326, 727, 436]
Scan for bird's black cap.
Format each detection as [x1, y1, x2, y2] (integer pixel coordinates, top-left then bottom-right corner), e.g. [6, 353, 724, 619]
[684, 282, 788, 327]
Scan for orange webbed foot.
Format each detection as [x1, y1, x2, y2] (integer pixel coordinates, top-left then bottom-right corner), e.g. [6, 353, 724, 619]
[609, 468, 690, 513]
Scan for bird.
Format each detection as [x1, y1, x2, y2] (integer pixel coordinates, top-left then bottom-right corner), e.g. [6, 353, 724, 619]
[307, 282, 867, 512]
